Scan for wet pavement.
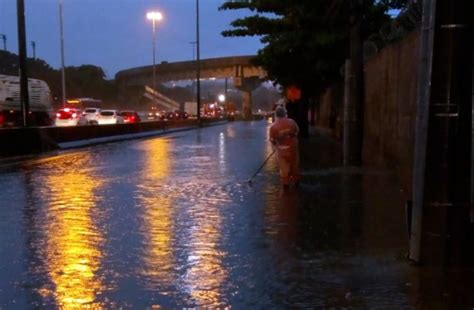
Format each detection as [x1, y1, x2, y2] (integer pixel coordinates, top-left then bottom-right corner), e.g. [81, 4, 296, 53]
[0, 121, 473, 308]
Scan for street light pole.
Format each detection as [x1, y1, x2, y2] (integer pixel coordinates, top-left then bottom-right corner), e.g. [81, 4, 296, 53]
[147, 11, 163, 92]
[59, 0, 66, 107]
[152, 18, 156, 91]
[196, 0, 201, 122]
[0, 34, 6, 51]
[224, 78, 228, 104]
[189, 41, 196, 61]
[31, 41, 36, 59]
[16, 0, 30, 127]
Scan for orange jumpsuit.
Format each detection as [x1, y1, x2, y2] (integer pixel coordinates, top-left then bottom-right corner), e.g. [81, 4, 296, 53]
[269, 117, 300, 185]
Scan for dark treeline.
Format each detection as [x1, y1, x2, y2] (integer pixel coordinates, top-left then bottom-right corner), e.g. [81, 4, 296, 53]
[0, 50, 118, 108]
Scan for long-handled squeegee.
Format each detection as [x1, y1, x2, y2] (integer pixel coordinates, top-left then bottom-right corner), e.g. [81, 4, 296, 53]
[247, 150, 276, 184]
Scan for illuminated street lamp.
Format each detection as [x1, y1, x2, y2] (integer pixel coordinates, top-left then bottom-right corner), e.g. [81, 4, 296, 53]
[218, 93, 226, 116]
[218, 94, 226, 103]
[146, 11, 163, 92]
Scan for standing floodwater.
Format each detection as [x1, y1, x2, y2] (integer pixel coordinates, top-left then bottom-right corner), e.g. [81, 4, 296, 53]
[0, 121, 473, 308]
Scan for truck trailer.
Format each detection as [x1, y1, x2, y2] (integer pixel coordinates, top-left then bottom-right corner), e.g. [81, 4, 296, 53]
[0, 74, 53, 127]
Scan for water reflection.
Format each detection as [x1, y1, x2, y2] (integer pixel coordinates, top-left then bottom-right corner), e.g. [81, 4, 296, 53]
[182, 200, 228, 306]
[36, 155, 105, 308]
[137, 137, 229, 306]
[218, 132, 226, 168]
[136, 138, 175, 288]
[263, 124, 277, 174]
[177, 143, 229, 306]
[3, 121, 460, 308]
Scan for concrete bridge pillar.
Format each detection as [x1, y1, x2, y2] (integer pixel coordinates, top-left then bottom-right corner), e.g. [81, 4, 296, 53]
[234, 77, 261, 119]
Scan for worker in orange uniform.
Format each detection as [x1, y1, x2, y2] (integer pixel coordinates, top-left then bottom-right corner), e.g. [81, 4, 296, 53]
[269, 106, 300, 187]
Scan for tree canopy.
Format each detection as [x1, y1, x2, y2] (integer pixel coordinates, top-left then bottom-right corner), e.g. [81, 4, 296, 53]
[0, 50, 117, 106]
[220, 0, 410, 96]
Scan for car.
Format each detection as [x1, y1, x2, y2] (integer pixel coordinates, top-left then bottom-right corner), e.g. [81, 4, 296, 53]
[55, 108, 87, 127]
[164, 111, 179, 120]
[164, 110, 188, 121]
[119, 110, 141, 123]
[97, 110, 124, 125]
[147, 107, 164, 120]
[175, 111, 189, 120]
[82, 107, 101, 124]
[147, 110, 160, 120]
[227, 111, 236, 121]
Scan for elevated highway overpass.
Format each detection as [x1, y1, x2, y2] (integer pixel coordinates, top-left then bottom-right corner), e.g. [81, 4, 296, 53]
[115, 55, 267, 117]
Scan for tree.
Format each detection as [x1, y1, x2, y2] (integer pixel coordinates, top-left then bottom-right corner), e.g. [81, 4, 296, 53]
[221, 1, 341, 97]
[220, 0, 409, 96]
[220, 0, 409, 144]
[0, 51, 118, 106]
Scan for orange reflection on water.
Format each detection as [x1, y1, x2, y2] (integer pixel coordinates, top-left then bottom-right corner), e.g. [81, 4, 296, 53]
[139, 137, 228, 306]
[143, 138, 171, 180]
[138, 138, 174, 287]
[140, 194, 174, 287]
[264, 123, 276, 174]
[184, 204, 227, 306]
[40, 157, 105, 309]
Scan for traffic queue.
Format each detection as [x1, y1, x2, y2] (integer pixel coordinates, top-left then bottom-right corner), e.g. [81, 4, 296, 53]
[54, 108, 142, 127]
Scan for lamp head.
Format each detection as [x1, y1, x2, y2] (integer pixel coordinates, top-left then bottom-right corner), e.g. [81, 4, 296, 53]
[147, 11, 163, 21]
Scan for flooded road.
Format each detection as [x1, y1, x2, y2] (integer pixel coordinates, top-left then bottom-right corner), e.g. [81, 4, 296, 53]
[0, 121, 473, 308]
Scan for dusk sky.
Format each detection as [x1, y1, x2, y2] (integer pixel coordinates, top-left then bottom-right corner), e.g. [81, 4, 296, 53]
[0, 0, 264, 78]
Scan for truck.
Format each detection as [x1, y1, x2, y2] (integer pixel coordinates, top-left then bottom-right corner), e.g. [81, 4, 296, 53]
[184, 101, 197, 117]
[0, 74, 53, 127]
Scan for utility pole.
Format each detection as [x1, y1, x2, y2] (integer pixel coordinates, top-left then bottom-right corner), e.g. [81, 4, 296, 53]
[59, 0, 67, 107]
[196, 0, 201, 122]
[0, 34, 6, 51]
[343, 59, 354, 166]
[224, 78, 228, 104]
[151, 17, 156, 92]
[146, 11, 163, 94]
[16, 0, 30, 127]
[410, 0, 472, 266]
[189, 41, 196, 61]
[31, 41, 36, 59]
[190, 41, 197, 102]
[344, 0, 364, 166]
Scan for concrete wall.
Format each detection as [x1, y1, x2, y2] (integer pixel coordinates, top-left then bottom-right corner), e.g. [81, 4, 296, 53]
[0, 119, 219, 157]
[316, 30, 420, 192]
[362, 30, 419, 191]
[318, 82, 344, 140]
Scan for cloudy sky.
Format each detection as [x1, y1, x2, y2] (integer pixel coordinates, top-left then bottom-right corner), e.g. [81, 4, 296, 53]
[0, 0, 264, 77]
